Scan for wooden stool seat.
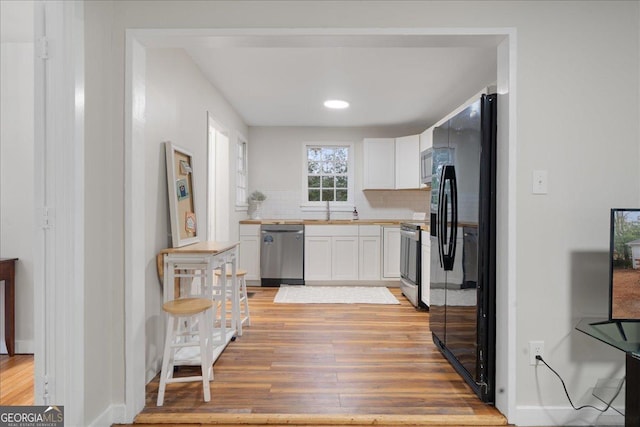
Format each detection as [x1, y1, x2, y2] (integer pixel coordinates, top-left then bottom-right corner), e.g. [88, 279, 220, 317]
[163, 298, 213, 316]
[157, 297, 214, 406]
[214, 268, 247, 277]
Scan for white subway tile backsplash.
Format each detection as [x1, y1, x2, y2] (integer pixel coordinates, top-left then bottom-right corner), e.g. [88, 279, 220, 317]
[256, 189, 429, 220]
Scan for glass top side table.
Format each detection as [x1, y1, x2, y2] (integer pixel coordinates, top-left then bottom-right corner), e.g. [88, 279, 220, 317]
[576, 318, 640, 427]
[575, 318, 640, 354]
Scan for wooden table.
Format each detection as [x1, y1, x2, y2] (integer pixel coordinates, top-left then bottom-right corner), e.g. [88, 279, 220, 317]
[158, 241, 240, 365]
[0, 258, 18, 356]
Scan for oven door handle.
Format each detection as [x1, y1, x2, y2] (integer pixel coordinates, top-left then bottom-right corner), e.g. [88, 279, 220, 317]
[400, 229, 419, 240]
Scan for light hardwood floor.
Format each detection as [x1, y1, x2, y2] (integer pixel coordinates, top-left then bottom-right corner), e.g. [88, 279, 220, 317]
[0, 354, 34, 405]
[131, 287, 508, 426]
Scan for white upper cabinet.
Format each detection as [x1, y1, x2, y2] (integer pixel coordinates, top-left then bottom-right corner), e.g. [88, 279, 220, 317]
[419, 127, 433, 153]
[394, 134, 421, 189]
[363, 138, 395, 190]
[363, 135, 421, 190]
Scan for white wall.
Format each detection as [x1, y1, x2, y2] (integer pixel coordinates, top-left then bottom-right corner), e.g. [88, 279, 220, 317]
[82, 1, 640, 425]
[144, 48, 248, 380]
[0, 42, 34, 354]
[84, 1, 123, 419]
[249, 126, 430, 220]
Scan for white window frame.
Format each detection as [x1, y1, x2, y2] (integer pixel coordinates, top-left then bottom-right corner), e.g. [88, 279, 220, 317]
[235, 134, 248, 211]
[301, 142, 354, 212]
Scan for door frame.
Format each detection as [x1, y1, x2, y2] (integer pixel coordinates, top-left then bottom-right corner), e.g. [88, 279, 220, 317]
[33, 0, 85, 424]
[123, 27, 517, 422]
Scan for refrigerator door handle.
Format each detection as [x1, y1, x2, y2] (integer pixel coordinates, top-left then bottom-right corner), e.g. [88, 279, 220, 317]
[437, 167, 447, 268]
[448, 166, 458, 267]
[441, 165, 457, 271]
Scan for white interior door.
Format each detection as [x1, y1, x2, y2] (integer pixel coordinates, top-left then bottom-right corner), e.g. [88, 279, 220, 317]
[207, 113, 230, 242]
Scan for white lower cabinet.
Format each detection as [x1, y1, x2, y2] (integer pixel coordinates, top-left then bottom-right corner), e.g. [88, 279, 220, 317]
[305, 225, 359, 281]
[239, 224, 261, 281]
[304, 236, 332, 280]
[382, 226, 401, 279]
[305, 224, 384, 282]
[359, 225, 381, 280]
[421, 231, 430, 307]
[332, 236, 359, 280]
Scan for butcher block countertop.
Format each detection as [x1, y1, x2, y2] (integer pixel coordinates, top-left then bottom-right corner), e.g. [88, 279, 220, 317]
[240, 219, 404, 226]
[240, 219, 430, 231]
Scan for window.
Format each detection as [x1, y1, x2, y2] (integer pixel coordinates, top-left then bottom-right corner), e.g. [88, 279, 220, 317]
[304, 144, 353, 205]
[236, 136, 248, 209]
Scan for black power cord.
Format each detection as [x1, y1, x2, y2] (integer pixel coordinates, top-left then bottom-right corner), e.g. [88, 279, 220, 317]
[535, 355, 625, 412]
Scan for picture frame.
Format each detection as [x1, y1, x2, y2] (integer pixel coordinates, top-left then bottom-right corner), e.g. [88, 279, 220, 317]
[165, 141, 200, 247]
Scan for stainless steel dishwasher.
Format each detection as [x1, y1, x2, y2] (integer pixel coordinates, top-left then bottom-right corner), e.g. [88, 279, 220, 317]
[260, 224, 305, 287]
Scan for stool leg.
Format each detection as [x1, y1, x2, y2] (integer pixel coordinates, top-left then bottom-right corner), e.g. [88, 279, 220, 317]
[198, 310, 211, 402]
[157, 315, 176, 406]
[241, 276, 251, 327]
[233, 277, 242, 337]
[204, 305, 214, 381]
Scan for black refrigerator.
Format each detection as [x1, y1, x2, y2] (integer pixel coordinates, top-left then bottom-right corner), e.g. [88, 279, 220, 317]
[429, 93, 497, 403]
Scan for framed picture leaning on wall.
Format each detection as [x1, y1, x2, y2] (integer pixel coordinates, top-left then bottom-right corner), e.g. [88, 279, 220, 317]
[165, 141, 200, 247]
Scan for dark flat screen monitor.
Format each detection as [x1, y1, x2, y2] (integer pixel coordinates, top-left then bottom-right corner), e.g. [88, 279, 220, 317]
[609, 208, 640, 321]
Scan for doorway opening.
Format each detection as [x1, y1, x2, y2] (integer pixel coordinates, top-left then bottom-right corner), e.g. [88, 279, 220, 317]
[125, 28, 516, 422]
[0, 0, 35, 407]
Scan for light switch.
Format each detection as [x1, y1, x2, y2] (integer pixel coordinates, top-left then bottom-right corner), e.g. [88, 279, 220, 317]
[532, 170, 548, 194]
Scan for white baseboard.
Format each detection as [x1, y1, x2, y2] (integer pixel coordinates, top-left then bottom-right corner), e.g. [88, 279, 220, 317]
[88, 403, 126, 427]
[146, 357, 161, 384]
[0, 339, 34, 355]
[513, 405, 624, 426]
[16, 339, 34, 354]
[304, 280, 400, 287]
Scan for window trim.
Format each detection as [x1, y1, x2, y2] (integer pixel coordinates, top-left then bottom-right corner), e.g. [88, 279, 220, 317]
[300, 142, 354, 211]
[235, 133, 249, 211]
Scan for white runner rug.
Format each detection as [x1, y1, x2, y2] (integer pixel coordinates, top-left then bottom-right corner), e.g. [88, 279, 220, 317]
[274, 285, 400, 304]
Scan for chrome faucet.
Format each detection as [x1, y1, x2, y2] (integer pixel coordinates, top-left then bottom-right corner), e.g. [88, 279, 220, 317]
[326, 200, 331, 221]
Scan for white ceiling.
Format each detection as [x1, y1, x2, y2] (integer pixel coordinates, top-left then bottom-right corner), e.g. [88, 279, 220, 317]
[1, 10, 501, 131]
[146, 33, 501, 130]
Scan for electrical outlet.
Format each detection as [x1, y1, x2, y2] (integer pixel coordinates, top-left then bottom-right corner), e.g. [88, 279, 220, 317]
[529, 341, 544, 365]
[532, 170, 548, 194]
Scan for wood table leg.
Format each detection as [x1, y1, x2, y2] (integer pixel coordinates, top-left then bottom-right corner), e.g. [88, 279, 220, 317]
[5, 269, 15, 356]
[0, 258, 17, 357]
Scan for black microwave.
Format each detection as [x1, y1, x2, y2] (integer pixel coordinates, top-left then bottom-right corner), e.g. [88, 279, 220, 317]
[420, 148, 432, 185]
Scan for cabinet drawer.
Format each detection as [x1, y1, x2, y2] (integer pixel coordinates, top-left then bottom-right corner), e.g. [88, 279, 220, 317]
[239, 224, 261, 236]
[359, 225, 381, 237]
[305, 225, 359, 237]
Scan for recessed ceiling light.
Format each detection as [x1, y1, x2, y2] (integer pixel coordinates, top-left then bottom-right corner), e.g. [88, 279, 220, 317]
[324, 99, 350, 109]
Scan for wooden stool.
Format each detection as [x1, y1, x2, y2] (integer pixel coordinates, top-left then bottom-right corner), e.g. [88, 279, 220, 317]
[215, 268, 251, 336]
[157, 298, 214, 406]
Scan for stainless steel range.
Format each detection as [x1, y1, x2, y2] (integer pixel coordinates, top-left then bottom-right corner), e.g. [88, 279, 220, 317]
[399, 222, 425, 308]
